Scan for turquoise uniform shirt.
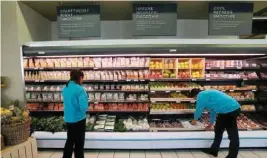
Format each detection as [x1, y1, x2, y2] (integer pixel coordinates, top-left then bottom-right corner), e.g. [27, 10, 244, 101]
[62, 81, 88, 123]
[194, 89, 240, 124]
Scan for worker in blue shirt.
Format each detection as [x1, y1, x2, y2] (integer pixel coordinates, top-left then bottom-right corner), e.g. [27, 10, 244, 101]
[62, 70, 88, 158]
[191, 88, 240, 158]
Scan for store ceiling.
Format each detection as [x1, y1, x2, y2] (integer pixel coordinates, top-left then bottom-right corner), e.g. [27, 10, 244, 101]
[22, 1, 267, 21]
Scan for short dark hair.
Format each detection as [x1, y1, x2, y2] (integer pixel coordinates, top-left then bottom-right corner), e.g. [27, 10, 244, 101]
[190, 88, 201, 98]
[66, 69, 84, 86]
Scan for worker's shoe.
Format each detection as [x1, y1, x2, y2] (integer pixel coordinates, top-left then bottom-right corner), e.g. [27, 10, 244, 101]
[202, 149, 218, 157]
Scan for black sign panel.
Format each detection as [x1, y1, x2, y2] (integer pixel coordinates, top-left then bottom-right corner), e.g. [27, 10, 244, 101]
[57, 6, 100, 38]
[209, 3, 253, 35]
[132, 4, 177, 36]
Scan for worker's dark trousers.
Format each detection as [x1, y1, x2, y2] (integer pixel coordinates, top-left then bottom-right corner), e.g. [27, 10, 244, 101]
[211, 108, 240, 158]
[63, 119, 86, 158]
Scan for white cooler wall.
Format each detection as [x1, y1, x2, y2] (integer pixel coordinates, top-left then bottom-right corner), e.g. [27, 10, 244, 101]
[1, 1, 51, 106]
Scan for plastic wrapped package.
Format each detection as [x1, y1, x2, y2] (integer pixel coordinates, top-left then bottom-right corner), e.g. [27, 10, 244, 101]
[88, 93, 95, 101]
[95, 93, 101, 101]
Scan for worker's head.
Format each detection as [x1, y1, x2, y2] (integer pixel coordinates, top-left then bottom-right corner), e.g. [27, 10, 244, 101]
[69, 69, 84, 85]
[190, 88, 201, 99]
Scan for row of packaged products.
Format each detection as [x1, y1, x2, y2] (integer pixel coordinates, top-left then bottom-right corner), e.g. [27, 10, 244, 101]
[26, 103, 63, 111]
[205, 60, 257, 68]
[24, 70, 261, 81]
[24, 70, 150, 81]
[24, 57, 150, 68]
[26, 92, 62, 102]
[88, 93, 149, 102]
[89, 103, 149, 112]
[25, 84, 149, 92]
[206, 72, 258, 79]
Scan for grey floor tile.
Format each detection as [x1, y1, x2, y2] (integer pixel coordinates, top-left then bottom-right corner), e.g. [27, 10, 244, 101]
[145, 151, 162, 158]
[130, 150, 146, 158]
[191, 151, 212, 158]
[160, 150, 178, 158]
[239, 150, 260, 158]
[221, 150, 243, 158]
[98, 150, 114, 158]
[38, 151, 55, 158]
[84, 150, 99, 158]
[50, 152, 63, 158]
[175, 150, 194, 158]
[250, 149, 267, 158]
[114, 150, 130, 158]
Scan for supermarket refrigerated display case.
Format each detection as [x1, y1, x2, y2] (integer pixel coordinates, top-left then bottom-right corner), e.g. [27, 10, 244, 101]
[22, 39, 267, 149]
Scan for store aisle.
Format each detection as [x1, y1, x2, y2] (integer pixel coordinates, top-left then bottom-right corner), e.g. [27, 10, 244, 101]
[38, 149, 267, 158]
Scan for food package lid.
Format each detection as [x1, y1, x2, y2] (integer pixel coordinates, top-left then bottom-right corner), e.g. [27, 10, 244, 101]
[105, 122, 115, 126]
[94, 125, 105, 129]
[96, 121, 106, 125]
[107, 115, 116, 119]
[105, 126, 114, 130]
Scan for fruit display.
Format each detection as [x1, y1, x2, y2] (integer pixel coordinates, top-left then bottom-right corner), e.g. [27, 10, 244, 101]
[164, 59, 176, 69]
[149, 70, 162, 79]
[163, 69, 176, 78]
[122, 116, 150, 131]
[0, 107, 13, 118]
[23, 55, 265, 134]
[178, 59, 190, 69]
[91, 103, 149, 112]
[88, 92, 149, 102]
[150, 82, 201, 90]
[227, 92, 255, 101]
[241, 105, 256, 111]
[205, 60, 257, 68]
[191, 70, 204, 79]
[203, 85, 257, 91]
[177, 70, 190, 79]
[24, 57, 149, 68]
[191, 58, 205, 69]
[150, 59, 163, 69]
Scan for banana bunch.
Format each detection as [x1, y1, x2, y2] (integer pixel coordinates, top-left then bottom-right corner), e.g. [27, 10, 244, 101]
[0, 107, 12, 117]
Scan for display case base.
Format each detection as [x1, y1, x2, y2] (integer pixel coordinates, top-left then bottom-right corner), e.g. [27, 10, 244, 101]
[32, 131, 267, 149]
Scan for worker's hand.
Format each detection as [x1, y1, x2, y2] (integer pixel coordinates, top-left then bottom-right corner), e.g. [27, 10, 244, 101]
[205, 124, 213, 130]
[191, 120, 197, 125]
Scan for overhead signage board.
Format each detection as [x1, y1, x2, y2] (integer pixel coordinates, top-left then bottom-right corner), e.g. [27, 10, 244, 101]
[132, 4, 177, 36]
[57, 6, 100, 38]
[209, 3, 253, 35]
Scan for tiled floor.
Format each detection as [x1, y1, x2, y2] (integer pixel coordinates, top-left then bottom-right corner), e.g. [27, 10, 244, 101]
[38, 149, 267, 158]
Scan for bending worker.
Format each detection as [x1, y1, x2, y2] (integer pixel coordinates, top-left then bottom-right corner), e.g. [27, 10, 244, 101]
[191, 88, 240, 158]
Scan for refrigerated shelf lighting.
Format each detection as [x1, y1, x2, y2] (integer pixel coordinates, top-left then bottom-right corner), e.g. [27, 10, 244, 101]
[23, 53, 266, 58]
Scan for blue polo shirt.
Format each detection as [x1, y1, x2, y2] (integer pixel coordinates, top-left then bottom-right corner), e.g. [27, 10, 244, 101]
[194, 89, 240, 124]
[62, 81, 88, 123]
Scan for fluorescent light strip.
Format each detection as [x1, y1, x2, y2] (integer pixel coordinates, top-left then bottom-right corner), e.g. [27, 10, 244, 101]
[23, 53, 265, 58]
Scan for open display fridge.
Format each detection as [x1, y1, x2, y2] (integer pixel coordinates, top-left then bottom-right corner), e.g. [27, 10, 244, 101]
[22, 39, 267, 149]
